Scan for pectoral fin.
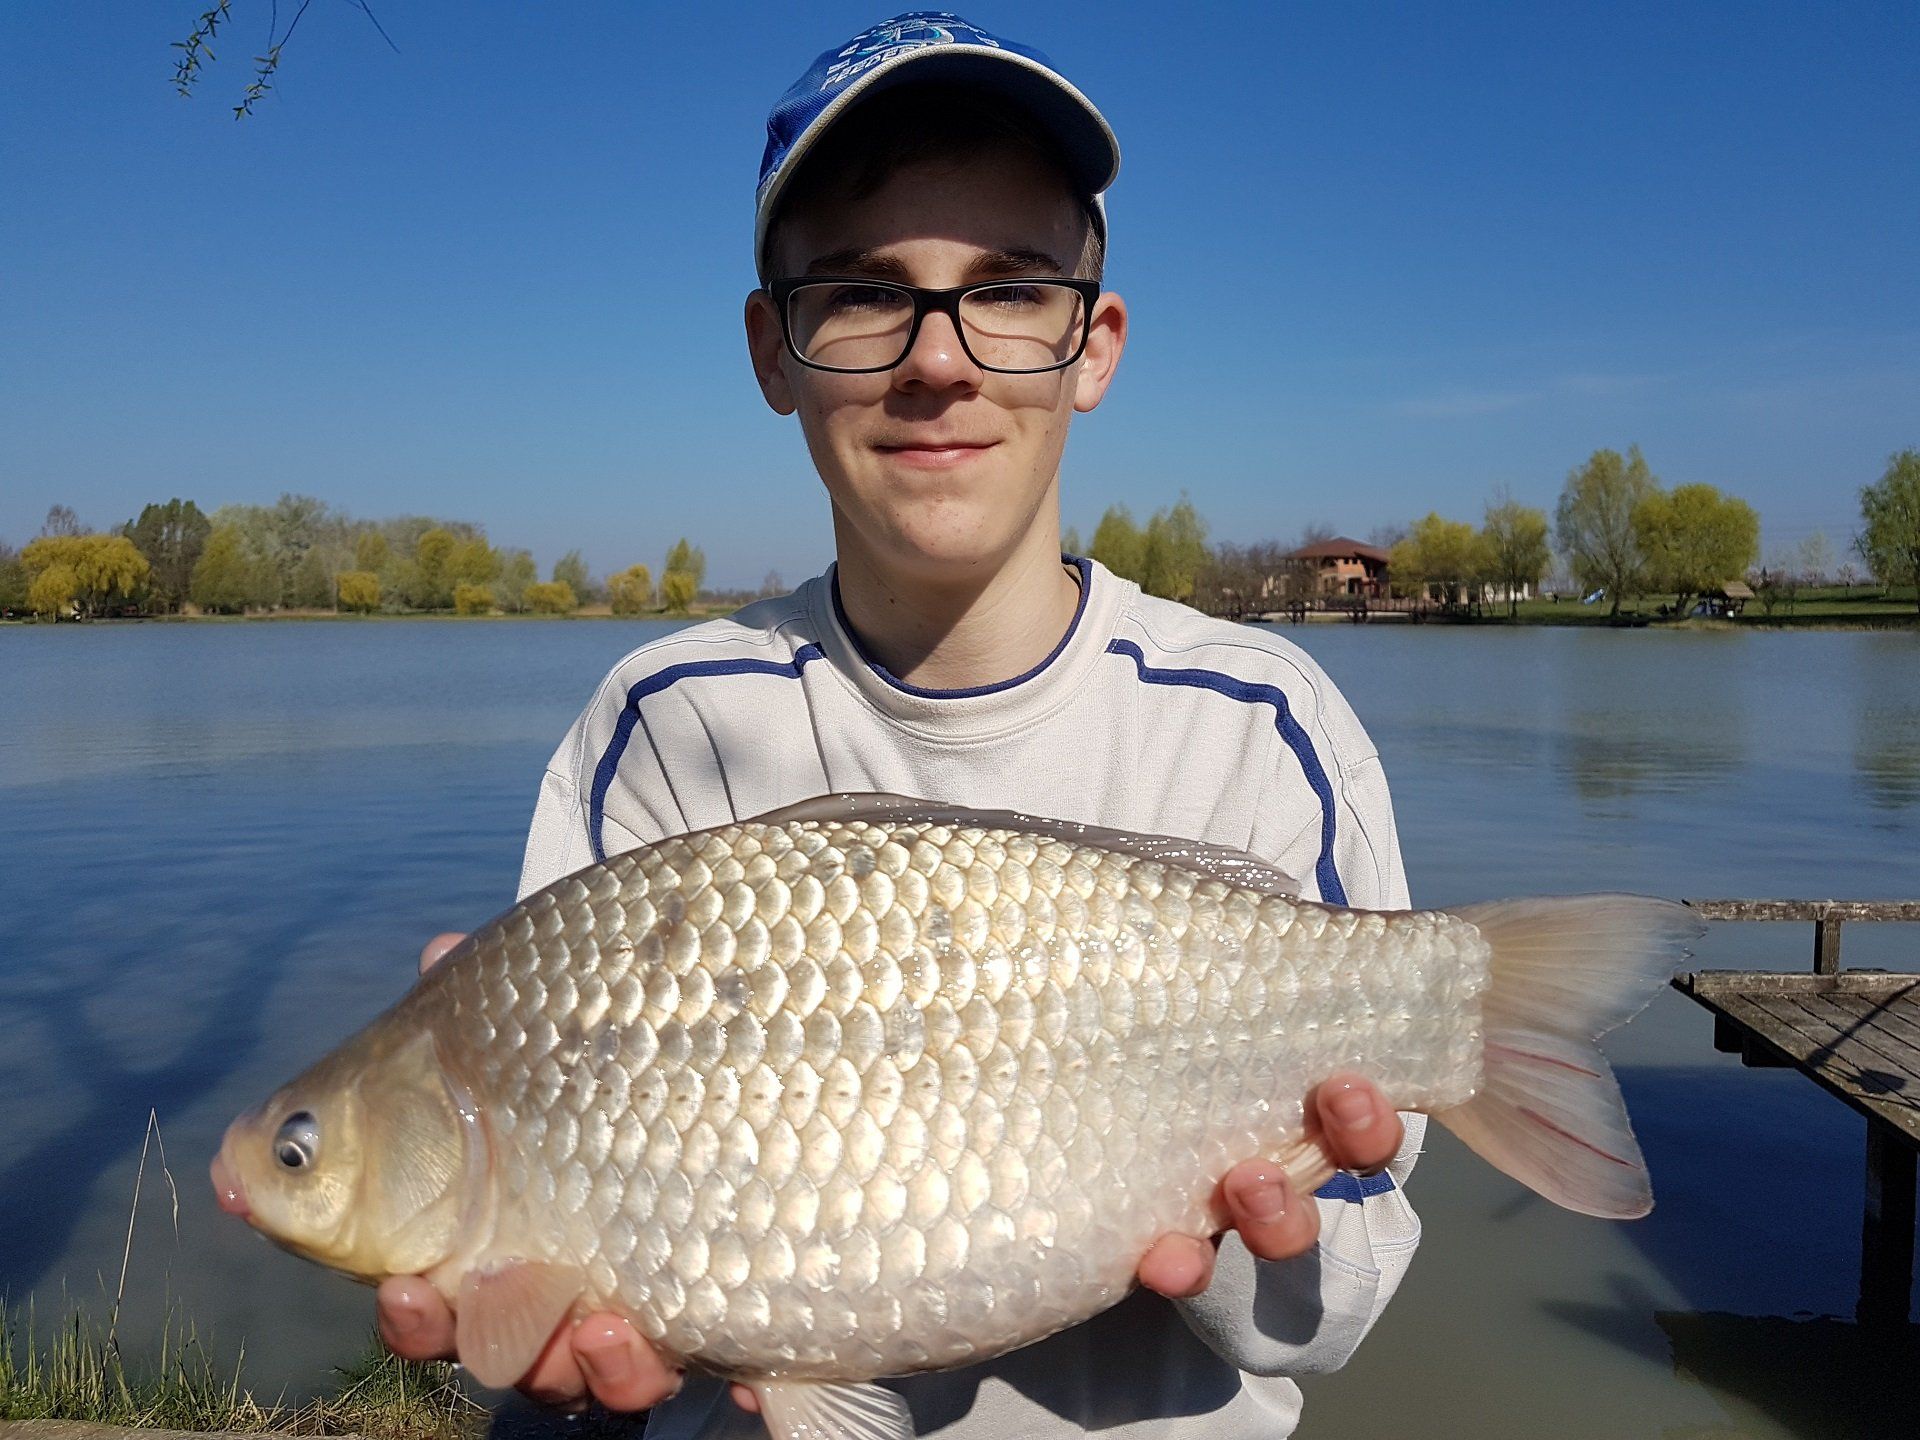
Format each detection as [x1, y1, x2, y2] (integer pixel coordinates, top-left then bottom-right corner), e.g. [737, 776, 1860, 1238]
[455, 1258, 584, 1388]
[754, 1379, 914, 1440]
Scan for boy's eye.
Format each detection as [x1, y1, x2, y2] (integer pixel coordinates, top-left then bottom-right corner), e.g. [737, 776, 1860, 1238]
[974, 283, 1048, 308]
[820, 284, 909, 314]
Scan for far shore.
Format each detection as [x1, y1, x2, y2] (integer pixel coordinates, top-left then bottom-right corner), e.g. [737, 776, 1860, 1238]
[3, 587, 1915, 633]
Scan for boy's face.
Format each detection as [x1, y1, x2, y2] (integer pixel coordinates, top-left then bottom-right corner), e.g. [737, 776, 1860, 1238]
[746, 147, 1126, 583]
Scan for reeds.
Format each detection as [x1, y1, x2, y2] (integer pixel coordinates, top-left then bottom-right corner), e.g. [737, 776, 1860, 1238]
[1, 1109, 483, 1439]
[0, 1301, 483, 1440]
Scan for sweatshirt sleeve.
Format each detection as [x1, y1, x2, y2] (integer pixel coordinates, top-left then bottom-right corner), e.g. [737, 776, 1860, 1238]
[1175, 702, 1424, 1376]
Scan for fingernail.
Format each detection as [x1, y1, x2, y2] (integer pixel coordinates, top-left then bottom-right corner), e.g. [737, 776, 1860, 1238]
[1231, 1167, 1289, 1222]
[575, 1325, 635, 1387]
[1244, 1181, 1287, 1223]
[1328, 1083, 1375, 1132]
[386, 1289, 426, 1336]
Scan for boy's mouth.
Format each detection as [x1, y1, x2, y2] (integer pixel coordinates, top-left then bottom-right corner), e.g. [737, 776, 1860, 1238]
[874, 439, 999, 469]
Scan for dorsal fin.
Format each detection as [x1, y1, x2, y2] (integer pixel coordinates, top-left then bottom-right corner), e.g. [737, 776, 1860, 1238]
[742, 792, 1301, 900]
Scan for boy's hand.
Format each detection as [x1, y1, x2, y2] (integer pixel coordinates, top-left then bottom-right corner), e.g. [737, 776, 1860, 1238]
[382, 934, 759, 1414]
[1136, 1072, 1403, 1299]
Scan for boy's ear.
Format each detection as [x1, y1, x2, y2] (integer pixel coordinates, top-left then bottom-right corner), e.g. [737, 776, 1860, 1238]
[745, 290, 797, 416]
[1073, 291, 1128, 414]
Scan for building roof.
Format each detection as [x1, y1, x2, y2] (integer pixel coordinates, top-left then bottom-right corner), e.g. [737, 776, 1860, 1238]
[1716, 580, 1755, 600]
[1286, 537, 1392, 564]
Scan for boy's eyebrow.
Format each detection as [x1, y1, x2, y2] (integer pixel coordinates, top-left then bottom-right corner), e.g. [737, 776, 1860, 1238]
[799, 246, 1068, 280]
[803, 247, 913, 278]
[966, 248, 1067, 279]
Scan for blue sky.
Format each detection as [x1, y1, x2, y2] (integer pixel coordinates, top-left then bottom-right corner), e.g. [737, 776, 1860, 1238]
[3, 2, 1915, 587]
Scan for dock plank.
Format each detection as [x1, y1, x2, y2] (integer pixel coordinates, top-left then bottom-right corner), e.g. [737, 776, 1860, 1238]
[1676, 975, 1920, 1146]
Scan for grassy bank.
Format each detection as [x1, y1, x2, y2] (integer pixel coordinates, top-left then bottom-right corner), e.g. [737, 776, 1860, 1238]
[0, 603, 741, 626]
[1469, 585, 1919, 629]
[0, 1304, 482, 1440]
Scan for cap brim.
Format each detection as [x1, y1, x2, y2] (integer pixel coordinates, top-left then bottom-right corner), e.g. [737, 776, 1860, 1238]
[755, 45, 1119, 279]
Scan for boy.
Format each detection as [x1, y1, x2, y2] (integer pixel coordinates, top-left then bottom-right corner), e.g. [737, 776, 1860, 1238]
[379, 13, 1420, 1437]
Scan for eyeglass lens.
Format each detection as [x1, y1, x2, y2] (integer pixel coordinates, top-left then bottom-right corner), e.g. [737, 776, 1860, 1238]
[786, 282, 1087, 373]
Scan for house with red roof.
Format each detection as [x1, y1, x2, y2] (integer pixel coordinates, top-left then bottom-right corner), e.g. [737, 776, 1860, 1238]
[1286, 537, 1392, 598]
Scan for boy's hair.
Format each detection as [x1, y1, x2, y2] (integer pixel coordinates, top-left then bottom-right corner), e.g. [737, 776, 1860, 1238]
[762, 84, 1107, 283]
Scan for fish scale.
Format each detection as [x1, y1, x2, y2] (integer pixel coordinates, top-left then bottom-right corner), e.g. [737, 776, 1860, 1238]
[424, 814, 1484, 1380]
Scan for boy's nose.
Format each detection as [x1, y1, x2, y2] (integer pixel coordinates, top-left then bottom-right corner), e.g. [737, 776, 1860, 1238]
[893, 311, 982, 390]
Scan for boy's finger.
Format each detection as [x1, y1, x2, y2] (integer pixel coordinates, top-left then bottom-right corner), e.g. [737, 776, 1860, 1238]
[376, 1276, 456, 1361]
[1136, 1232, 1216, 1298]
[420, 932, 467, 975]
[1220, 1162, 1317, 1262]
[1313, 1073, 1402, 1175]
[573, 1314, 682, 1412]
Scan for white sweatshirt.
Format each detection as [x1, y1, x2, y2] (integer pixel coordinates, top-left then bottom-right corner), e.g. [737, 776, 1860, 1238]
[519, 557, 1423, 1440]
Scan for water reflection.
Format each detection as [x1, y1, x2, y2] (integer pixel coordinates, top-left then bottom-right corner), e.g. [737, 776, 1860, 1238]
[1652, 1311, 1919, 1439]
[1550, 636, 1750, 807]
[1855, 707, 1920, 814]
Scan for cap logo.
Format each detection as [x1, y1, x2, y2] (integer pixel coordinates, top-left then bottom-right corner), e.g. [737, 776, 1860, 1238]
[821, 13, 1001, 91]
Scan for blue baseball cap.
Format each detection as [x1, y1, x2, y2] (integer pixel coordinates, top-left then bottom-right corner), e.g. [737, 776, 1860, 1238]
[755, 11, 1120, 279]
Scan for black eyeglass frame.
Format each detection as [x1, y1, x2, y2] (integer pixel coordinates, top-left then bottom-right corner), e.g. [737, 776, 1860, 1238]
[768, 276, 1103, 375]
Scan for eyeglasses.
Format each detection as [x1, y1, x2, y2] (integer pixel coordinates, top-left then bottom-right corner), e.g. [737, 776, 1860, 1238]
[769, 276, 1101, 375]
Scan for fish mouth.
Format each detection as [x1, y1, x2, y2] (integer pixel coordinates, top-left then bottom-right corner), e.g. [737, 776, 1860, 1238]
[210, 1134, 252, 1220]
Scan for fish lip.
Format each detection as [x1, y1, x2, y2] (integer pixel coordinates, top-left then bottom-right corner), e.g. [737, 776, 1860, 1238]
[210, 1141, 251, 1220]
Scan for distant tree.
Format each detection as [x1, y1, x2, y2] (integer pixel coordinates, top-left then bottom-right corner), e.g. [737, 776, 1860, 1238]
[126, 498, 212, 613]
[1089, 505, 1146, 583]
[662, 539, 707, 590]
[40, 504, 82, 538]
[1141, 497, 1209, 601]
[525, 580, 578, 615]
[1480, 494, 1551, 617]
[608, 564, 655, 616]
[21, 534, 151, 618]
[413, 527, 458, 609]
[1556, 445, 1658, 618]
[287, 547, 334, 609]
[450, 537, 500, 588]
[1836, 559, 1861, 592]
[1751, 551, 1801, 618]
[353, 529, 390, 574]
[1297, 521, 1336, 548]
[336, 570, 382, 613]
[1631, 482, 1759, 619]
[0, 539, 27, 613]
[1367, 522, 1408, 550]
[760, 569, 786, 597]
[454, 583, 494, 616]
[1797, 531, 1834, 587]
[1061, 526, 1083, 556]
[660, 569, 699, 614]
[1392, 513, 1486, 608]
[28, 563, 78, 619]
[552, 549, 596, 604]
[190, 523, 258, 613]
[1857, 448, 1920, 616]
[497, 548, 537, 613]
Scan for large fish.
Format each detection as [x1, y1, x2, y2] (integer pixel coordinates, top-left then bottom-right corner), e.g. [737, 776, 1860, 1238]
[211, 795, 1698, 1440]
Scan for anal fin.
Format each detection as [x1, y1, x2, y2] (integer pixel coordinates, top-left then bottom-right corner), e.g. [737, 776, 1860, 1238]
[455, 1258, 584, 1388]
[755, 1379, 914, 1440]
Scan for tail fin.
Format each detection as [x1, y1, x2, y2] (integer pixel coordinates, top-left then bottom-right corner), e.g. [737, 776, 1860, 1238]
[1434, 895, 1702, 1219]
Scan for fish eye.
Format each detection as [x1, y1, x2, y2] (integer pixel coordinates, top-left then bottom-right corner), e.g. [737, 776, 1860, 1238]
[274, 1110, 321, 1171]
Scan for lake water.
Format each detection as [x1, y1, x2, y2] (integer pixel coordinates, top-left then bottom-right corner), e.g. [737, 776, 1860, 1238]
[2, 619, 1917, 1439]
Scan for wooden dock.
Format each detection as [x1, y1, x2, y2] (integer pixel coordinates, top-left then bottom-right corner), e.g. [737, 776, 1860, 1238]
[1676, 899, 1920, 1327]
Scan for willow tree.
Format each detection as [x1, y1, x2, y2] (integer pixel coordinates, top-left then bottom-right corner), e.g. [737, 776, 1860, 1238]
[21, 534, 151, 619]
[1088, 505, 1146, 584]
[1481, 495, 1551, 617]
[1632, 483, 1760, 618]
[1555, 446, 1658, 618]
[1859, 448, 1920, 616]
